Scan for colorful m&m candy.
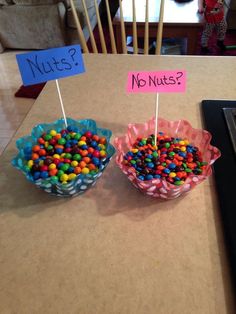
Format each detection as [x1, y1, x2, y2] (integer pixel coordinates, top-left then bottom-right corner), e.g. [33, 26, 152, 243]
[123, 133, 208, 185]
[24, 126, 108, 185]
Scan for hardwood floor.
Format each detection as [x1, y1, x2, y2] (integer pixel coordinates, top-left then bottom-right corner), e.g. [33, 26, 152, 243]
[0, 50, 35, 155]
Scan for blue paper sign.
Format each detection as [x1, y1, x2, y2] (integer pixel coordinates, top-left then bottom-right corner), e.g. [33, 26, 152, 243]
[16, 45, 85, 86]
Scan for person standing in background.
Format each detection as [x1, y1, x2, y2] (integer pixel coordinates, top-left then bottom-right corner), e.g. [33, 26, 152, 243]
[198, 0, 227, 53]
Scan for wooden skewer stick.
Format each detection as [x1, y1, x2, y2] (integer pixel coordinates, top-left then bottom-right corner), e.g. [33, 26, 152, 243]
[132, 0, 138, 54]
[154, 93, 159, 146]
[81, 0, 98, 53]
[144, 0, 149, 55]
[94, 0, 107, 54]
[155, 0, 165, 55]
[69, 0, 89, 53]
[55, 79, 67, 128]
[105, 0, 117, 54]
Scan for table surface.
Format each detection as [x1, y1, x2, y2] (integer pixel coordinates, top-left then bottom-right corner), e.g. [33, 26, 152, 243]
[0, 54, 236, 314]
[114, 0, 204, 25]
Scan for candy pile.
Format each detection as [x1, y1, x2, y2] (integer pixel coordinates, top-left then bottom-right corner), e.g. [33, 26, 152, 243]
[123, 133, 207, 185]
[23, 126, 108, 184]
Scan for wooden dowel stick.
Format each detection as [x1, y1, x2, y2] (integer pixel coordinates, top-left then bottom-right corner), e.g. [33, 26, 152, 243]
[132, 0, 138, 54]
[144, 0, 149, 55]
[81, 0, 98, 53]
[94, 0, 107, 53]
[105, 0, 117, 54]
[55, 79, 67, 128]
[155, 0, 165, 55]
[69, 0, 88, 53]
[119, 0, 127, 54]
[154, 93, 159, 146]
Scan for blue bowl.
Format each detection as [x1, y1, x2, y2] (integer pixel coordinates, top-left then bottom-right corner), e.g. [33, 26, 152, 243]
[12, 118, 115, 197]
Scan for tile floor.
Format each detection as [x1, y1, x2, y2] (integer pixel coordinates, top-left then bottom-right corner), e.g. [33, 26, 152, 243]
[0, 50, 34, 155]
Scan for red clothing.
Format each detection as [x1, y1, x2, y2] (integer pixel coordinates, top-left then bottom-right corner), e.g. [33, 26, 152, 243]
[204, 0, 224, 23]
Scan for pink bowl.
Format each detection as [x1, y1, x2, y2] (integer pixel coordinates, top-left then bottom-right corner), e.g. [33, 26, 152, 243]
[114, 117, 221, 199]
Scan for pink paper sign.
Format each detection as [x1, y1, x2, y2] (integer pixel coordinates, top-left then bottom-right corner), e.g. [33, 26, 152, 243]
[127, 70, 186, 93]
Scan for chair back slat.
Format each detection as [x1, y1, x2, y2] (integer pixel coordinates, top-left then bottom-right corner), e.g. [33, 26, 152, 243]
[81, 0, 98, 53]
[144, 0, 149, 55]
[71, 0, 164, 55]
[119, 0, 127, 54]
[132, 0, 138, 54]
[105, 0, 117, 54]
[69, 0, 89, 53]
[155, 0, 165, 55]
[94, 0, 107, 54]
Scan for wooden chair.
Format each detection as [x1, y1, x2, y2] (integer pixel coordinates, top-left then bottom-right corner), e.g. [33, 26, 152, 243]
[69, 0, 165, 55]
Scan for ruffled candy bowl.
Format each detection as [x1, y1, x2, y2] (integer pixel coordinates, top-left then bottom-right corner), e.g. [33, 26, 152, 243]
[12, 118, 115, 197]
[114, 117, 220, 199]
